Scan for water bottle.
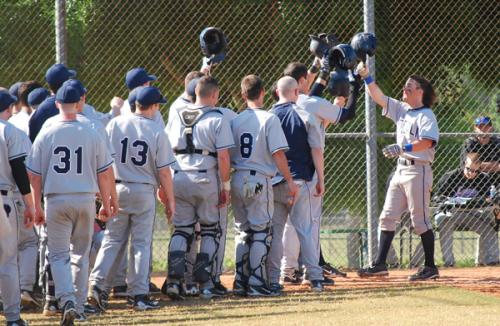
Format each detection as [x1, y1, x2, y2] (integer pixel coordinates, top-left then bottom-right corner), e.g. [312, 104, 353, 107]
[490, 185, 497, 199]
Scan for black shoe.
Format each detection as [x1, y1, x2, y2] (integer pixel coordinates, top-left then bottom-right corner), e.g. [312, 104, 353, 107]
[269, 282, 283, 295]
[213, 281, 229, 295]
[6, 319, 29, 326]
[165, 282, 184, 301]
[310, 280, 323, 292]
[408, 266, 439, 281]
[281, 270, 302, 284]
[88, 285, 108, 312]
[111, 285, 128, 298]
[20, 290, 42, 309]
[160, 278, 168, 295]
[357, 264, 389, 277]
[321, 277, 335, 286]
[247, 285, 280, 297]
[182, 283, 200, 297]
[232, 280, 247, 296]
[83, 303, 99, 314]
[60, 301, 77, 326]
[321, 263, 347, 278]
[200, 287, 226, 299]
[149, 282, 161, 295]
[133, 295, 160, 311]
[75, 312, 87, 322]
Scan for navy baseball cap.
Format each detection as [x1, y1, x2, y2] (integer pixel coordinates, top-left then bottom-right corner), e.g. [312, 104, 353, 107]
[27, 87, 50, 106]
[127, 86, 145, 107]
[186, 78, 200, 98]
[474, 116, 492, 126]
[8, 82, 22, 98]
[55, 84, 81, 104]
[125, 68, 157, 90]
[62, 79, 87, 97]
[0, 91, 17, 112]
[136, 86, 167, 106]
[45, 64, 76, 87]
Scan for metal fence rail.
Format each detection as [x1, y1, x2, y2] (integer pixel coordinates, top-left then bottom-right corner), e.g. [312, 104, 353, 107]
[0, 0, 498, 270]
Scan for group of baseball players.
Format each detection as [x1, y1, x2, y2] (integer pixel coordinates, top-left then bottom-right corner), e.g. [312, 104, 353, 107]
[0, 36, 443, 325]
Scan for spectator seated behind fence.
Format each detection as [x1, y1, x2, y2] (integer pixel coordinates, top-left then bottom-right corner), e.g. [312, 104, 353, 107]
[461, 116, 500, 187]
[433, 154, 499, 267]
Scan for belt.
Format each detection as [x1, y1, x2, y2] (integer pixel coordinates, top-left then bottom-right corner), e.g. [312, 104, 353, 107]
[398, 158, 415, 166]
[0, 190, 8, 196]
[174, 169, 207, 174]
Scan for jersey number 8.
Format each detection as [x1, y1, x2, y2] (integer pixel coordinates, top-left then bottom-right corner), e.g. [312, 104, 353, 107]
[240, 133, 253, 159]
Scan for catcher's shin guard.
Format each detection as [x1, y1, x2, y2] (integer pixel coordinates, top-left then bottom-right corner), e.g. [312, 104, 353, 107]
[248, 227, 272, 286]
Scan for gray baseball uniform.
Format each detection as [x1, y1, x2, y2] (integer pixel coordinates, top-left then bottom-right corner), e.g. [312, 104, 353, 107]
[0, 119, 30, 322]
[230, 107, 289, 287]
[26, 119, 113, 314]
[281, 94, 341, 275]
[380, 97, 439, 235]
[167, 103, 234, 290]
[90, 114, 175, 296]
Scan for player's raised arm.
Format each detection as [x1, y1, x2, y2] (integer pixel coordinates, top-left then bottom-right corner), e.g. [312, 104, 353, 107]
[356, 62, 389, 109]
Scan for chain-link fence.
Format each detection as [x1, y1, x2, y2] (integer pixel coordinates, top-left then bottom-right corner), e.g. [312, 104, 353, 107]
[0, 0, 498, 271]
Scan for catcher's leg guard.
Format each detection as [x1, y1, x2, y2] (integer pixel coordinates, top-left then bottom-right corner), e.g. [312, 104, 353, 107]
[167, 224, 195, 281]
[234, 229, 251, 284]
[248, 227, 272, 286]
[197, 223, 220, 285]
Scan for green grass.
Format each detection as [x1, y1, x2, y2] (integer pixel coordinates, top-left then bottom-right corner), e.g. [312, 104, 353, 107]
[15, 286, 500, 325]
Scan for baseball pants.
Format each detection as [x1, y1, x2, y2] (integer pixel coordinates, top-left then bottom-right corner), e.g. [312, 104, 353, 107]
[0, 191, 22, 322]
[45, 193, 94, 314]
[90, 182, 156, 296]
[268, 180, 323, 284]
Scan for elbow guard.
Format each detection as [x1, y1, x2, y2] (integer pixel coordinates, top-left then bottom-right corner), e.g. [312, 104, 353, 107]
[9, 156, 31, 195]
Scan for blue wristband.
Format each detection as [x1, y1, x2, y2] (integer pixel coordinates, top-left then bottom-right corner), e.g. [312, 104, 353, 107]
[364, 75, 374, 85]
[403, 144, 413, 152]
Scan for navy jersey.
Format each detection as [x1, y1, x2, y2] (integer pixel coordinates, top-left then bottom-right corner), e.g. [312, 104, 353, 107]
[28, 95, 58, 142]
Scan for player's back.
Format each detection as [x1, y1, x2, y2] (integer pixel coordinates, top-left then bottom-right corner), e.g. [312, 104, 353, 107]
[230, 108, 288, 177]
[29, 120, 111, 195]
[107, 114, 168, 185]
[0, 120, 29, 190]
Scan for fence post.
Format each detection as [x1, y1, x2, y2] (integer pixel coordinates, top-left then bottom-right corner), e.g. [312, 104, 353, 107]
[364, 0, 378, 264]
[55, 0, 67, 65]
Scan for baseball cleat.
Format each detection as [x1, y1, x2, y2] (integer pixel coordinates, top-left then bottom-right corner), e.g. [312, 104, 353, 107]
[60, 300, 77, 326]
[43, 299, 59, 317]
[6, 319, 29, 326]
[149, 282, 161, 295]
[88, 285, 108, 312]
[133, 295, 160, 311]
[269, 283, 283, 295]
[165, 283, 184, 301]
[183, 283, 200, 297]
[357, 264, 389, 277]
[83, 303, 99, 314]
[232, 280, 247, 296]
[213, 281, 229, 296]
[111, 285, 128, 298]
[247, 284, 281, 297]
[75, 312, 87, 322]
[309, 280, 324, 292]
[321, 263, 347, 278]
[200, 287, 225, 299]
[280, 270, 302, 284]
[408, 266, 439, 281]
[21, 290, 42, 308]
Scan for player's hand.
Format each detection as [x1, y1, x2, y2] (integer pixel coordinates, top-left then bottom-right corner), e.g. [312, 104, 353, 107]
[356, 62, 369, 79]
[23, 205, 35, 228]
[286, 181, 299, 206]
[110, 196, 119, 217]
[382, 144, 402, 159]
[314, 179, 325, 197]
[110, 96, 124, 110]
[157, 188, 168, 207]
[98, 203, 112, 223]
[34, 205, 45, 226]
[334, 96, 346, 107]
[166, 199, 175, 221]
[217, 189, 231, 208]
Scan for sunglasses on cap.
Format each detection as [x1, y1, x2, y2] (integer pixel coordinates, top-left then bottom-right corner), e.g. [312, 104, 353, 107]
[474, 116, 491, 126]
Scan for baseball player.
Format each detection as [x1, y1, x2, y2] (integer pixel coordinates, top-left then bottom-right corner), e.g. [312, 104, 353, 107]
[89, 86, 175, 311]
[230, 75, 297, 296]
[8, 82, 22, 115]
[0, 90, 37, 326]
[267, 76, 326, 293]
[280, 60, 359, 283]
[27, 82, 114, 325]
[164, 76, 234, 300]
[356, 62, 440, 280]
[8, 81, 46, 309]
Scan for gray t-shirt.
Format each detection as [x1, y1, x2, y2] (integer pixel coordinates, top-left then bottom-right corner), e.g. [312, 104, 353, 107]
[107, 114, 176, 186]
[383, 97, 439, 162]
[230, 108, 289, 177]
[168, 104, 235, 171]
[0, 120, 31, 191]
[27, 119, 113, 195]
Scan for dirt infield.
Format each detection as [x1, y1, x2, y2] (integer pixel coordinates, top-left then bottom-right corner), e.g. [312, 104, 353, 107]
[153, 266, 500, 298]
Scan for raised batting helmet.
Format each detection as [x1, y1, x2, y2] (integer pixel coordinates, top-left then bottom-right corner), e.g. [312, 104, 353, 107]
[328, 68, 350, 97]
[200, 27, 227, 58]
[328, 44, 357, 70]
[350, 32, 377, 61]
[309, 33, 339, 58]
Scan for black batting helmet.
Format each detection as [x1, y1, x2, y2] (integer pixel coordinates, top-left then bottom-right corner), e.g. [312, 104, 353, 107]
[350, 32, 377, 61]
[328, 44, 357, 70]
[200, 27, 227, 57]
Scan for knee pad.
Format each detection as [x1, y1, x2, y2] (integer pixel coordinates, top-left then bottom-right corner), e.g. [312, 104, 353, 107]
[251, 227, 273, 249]
[168, 251, 186, 280]
[193, 252, 210, 283]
